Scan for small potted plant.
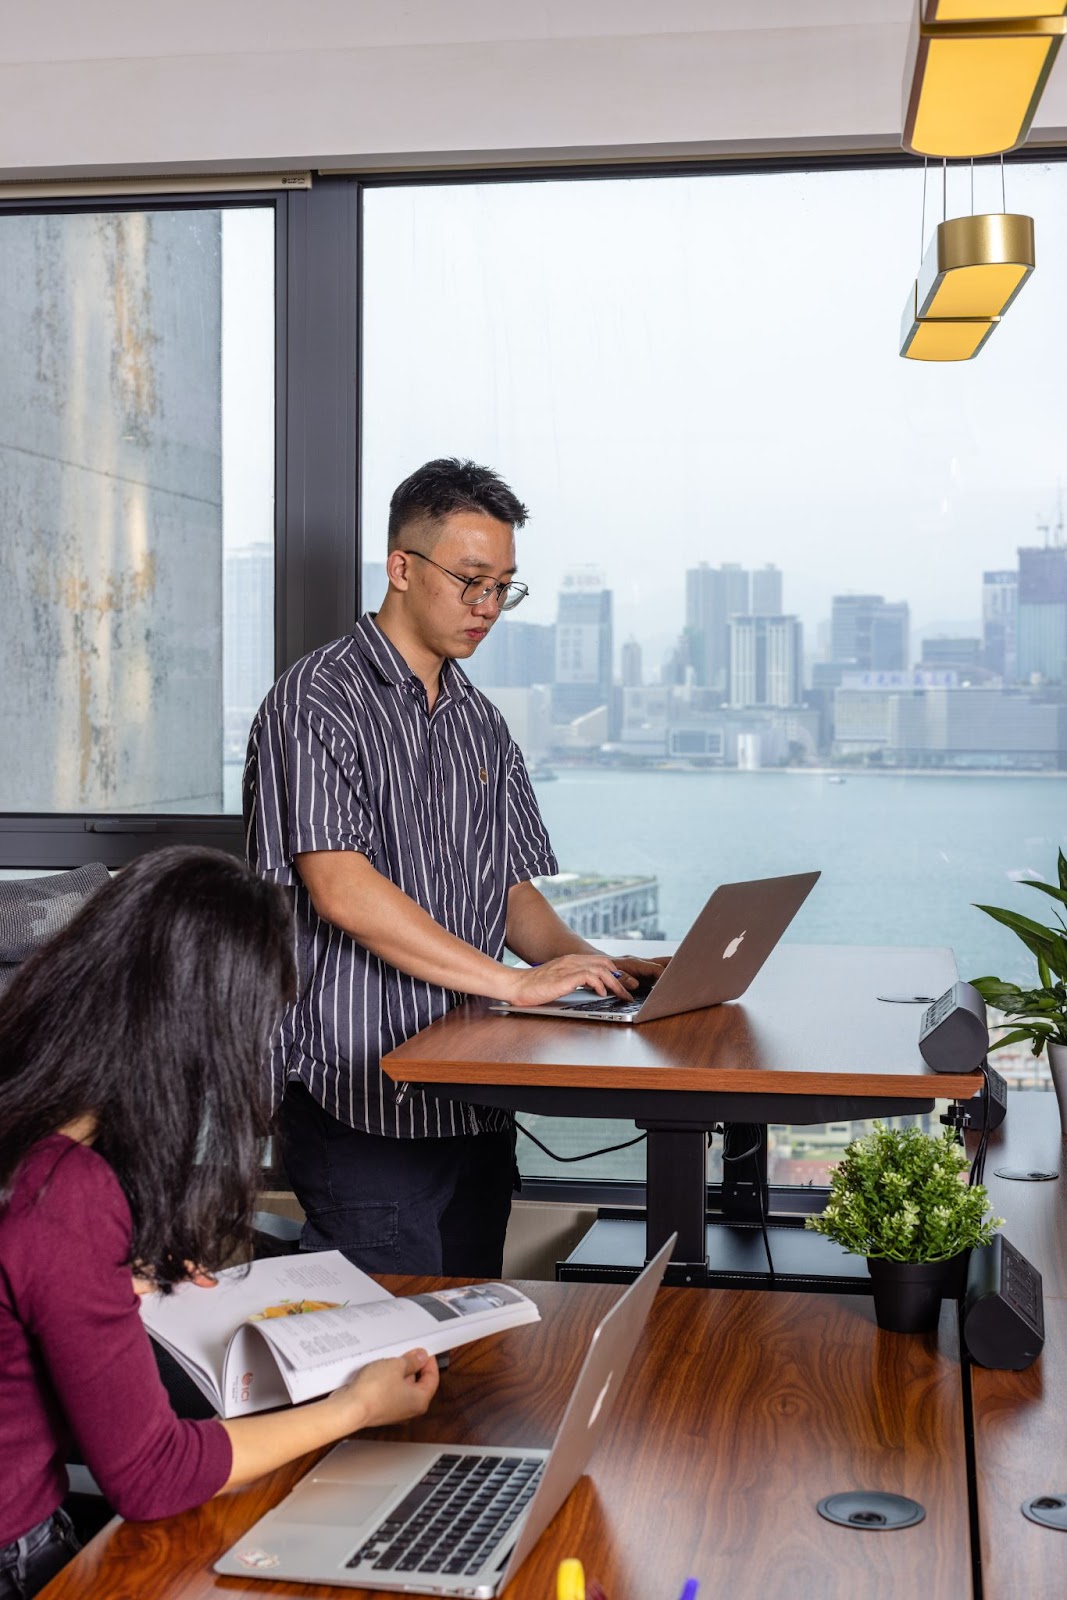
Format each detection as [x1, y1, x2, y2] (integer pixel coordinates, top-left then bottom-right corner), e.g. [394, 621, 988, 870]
[971, 848, 1067, 1130]
[805, 1123, 1002, 1332]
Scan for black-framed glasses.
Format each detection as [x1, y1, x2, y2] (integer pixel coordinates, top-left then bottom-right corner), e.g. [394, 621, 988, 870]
[402, 549, 529, 611]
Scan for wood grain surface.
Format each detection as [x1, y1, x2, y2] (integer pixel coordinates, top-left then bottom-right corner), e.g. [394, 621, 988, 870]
[42, 1279, 970, 1600]
[968, 1090, 1067, 1299]
[967, 1090, 1067, 1598]
[971, 1299, 1067, 1600]
[383, 946, 982, 1099]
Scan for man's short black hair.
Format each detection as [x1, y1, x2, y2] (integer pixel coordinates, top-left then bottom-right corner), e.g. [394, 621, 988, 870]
[387, 458, 529, 550]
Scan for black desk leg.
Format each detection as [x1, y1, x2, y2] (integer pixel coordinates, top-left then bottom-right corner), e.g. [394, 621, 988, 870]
[640, 1122, 709, 1272]
[720, 1122, 770, 1223]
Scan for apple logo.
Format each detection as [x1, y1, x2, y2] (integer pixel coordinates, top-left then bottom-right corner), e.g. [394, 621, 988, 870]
[723, 931, 746, 960]
[587, 1371, 614, 1429]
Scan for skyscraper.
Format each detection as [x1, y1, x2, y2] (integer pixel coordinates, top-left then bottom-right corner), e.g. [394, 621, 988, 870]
[750, 564, 783, 615]
[224, 541, 274, 717]
[729, 615, 804, 707]
[830, 594, 909, 672]
[463, 619, 556, 690]
[621, 637, 643, 688]
[982, 569, 1018, 680]
[360, 560, 389, 613]
[553, 567, 613, 722]
[1016, 545, 1067, 683]
[686, 562, 749, 691]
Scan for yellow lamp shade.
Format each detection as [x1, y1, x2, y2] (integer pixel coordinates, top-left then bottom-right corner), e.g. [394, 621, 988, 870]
[903, 6, 1067, 157]
[917, 213, 1035, 319]
[900, 282, 999, 361]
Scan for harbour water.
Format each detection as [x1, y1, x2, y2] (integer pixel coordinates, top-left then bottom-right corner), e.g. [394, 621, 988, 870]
[532, 767, 1067, 989]
[516, 767, 1067, 1183]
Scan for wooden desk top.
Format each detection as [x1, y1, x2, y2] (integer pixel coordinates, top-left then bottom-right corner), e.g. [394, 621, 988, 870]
[384, 944, 983, 1100]
[969, 1089, 1067, 1301]
[967, 1090, 1067, 1599]
[45, 1278, 970, 1600]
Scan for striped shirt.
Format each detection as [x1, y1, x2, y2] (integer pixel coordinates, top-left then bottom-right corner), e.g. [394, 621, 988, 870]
[243, 614, 558, 1138]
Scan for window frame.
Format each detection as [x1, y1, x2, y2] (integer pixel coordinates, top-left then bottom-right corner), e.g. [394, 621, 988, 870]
[4, 149, 1061, 1203]
[0, 180, 363, 869]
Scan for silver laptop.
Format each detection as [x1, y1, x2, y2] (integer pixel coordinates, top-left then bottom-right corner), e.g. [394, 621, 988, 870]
[491, 870, 820, 1024]
[215, 1235, 675, 1597]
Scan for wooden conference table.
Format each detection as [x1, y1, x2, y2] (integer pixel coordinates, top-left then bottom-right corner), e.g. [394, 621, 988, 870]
[43, 1275, 972, 1600]
[45, 1092, 1067, 1600]
[383, 944, 985, 1285]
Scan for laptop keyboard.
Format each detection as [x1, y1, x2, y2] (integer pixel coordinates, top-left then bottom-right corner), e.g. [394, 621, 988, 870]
[566, 996, 640, 1013]
[346, 1452, 544, 1578]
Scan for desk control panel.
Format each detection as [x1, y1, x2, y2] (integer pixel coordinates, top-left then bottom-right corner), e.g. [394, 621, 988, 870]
[963, 1234, 1045, 1371]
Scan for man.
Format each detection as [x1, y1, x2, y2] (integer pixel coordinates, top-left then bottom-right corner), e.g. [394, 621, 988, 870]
[244, 458, 663, 1276]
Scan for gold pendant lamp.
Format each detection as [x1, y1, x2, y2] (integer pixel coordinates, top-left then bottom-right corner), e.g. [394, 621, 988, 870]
[903, 2, 1067, 160]
[900, 203, 1035, 360]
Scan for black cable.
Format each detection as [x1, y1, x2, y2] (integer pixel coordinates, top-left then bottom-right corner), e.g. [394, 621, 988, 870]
[515, 1120, 647, 1164]
[753, 1130, 776, 1282]
[720, 1123, 776, 1280]
[969, 1060, 992, 1188]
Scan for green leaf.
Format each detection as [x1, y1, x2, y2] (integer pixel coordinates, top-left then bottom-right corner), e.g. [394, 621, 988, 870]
[971, 977, 1026, 1007]
[1019, 879, 1067, 908]
[988, 1026, 1055, 1052]
[974, 904, 1057, 945]
[973, 905, 1067, 977]
[1059, 849, 1067, 894]
[1038, 950, 1052, 990]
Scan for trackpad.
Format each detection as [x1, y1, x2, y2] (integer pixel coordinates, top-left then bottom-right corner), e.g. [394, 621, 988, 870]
[278, 1479, 397, 1527]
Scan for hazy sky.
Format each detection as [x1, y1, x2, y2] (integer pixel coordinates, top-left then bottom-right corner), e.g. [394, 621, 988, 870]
[361, 160, 1067, 673]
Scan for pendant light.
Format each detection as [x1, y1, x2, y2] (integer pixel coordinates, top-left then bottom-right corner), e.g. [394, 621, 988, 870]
[903, 2, 1067, 160]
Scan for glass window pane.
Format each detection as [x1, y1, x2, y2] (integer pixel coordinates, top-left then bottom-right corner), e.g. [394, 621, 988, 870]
[362, 166, 1067, 1186]
[0, 206, 275, 815]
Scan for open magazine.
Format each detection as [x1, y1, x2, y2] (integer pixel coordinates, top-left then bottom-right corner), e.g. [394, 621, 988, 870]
[140, 1250, 540, 1417]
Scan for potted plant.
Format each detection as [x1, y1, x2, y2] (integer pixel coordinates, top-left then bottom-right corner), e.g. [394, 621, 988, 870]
[805, 1123, 1002, 1332]
[971, 848, 1067, 1129]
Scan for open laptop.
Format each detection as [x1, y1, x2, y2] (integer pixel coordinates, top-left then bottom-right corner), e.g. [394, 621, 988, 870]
[491, 870, 820, 1024]
[215, 1234, 675, 1597]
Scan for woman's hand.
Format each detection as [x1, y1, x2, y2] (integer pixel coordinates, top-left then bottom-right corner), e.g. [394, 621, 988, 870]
[131, 1263, 217, 1297]
[330, 1349, 440, 1432]
[220, 1348, 441, 1491]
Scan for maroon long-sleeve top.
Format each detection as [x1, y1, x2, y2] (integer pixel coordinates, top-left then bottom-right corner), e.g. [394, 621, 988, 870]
[0, 1134, 232, 1544]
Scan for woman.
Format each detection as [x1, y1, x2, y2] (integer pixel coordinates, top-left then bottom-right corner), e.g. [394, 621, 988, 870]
[0, 848, 438, 1599]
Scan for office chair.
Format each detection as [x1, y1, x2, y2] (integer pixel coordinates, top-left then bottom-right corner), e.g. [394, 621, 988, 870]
[0, 862, 112, 994]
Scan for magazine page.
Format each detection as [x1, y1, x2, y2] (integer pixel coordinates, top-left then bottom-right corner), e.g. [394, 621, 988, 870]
[141, 1250, 390, 1416]
[250, 1283, 541, 1406]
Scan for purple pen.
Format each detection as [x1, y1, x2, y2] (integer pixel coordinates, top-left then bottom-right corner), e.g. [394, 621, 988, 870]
[677, 1582, 699, 1600]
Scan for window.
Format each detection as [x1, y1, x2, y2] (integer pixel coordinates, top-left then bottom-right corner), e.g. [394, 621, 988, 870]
[362, 162, 1067, 1188]
[0, 204, 275, 830]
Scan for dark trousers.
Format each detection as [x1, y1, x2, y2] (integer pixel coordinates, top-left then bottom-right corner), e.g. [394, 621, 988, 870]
[279, 1084, 518, 1276]
[0, 1511, 79, 1600]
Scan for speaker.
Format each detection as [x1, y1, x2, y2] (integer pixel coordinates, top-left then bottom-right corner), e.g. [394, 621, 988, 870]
[963, 1235, 1044, 1371]
[918, 981, 989, 1073]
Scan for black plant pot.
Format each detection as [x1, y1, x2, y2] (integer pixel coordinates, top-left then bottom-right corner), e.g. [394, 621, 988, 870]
[866, 1254, 966, 1334]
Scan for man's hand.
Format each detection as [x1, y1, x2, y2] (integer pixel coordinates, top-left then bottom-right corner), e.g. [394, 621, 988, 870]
[613, 955, 672, 986]
[502, 952, 637, 1007]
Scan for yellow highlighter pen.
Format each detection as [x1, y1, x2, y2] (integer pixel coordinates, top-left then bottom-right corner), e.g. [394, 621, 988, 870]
[557, 1558, 585, 1600]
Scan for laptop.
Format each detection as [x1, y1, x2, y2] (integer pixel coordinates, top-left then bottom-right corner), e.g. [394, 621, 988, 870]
[491, 870, 820, 1024]
[215, 1234, 675, 1597]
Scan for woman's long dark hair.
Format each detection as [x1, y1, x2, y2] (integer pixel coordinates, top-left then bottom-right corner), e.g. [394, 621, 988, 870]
[0, 847, 295, 1288]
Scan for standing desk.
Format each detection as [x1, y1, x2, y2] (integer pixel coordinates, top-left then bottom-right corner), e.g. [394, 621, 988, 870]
[41, 1276, 971, 1600]
[383, 944, 985, 1287]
